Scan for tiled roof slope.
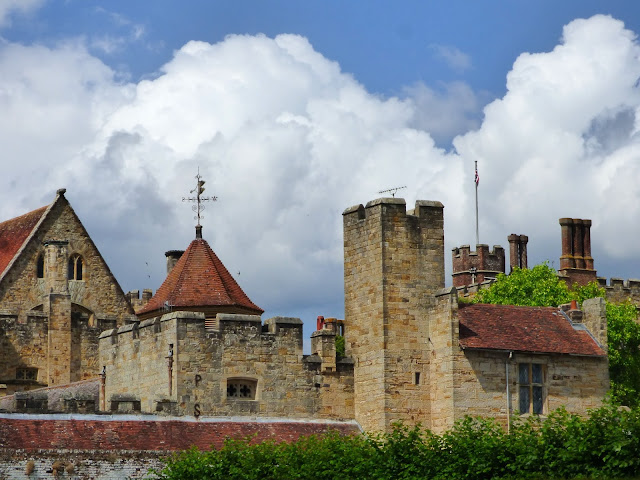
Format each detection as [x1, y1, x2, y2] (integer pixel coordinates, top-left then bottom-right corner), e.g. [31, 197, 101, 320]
[0, 415, 360, 451]
[458, 303, 606, 356]
[138, 238, 263, 316]
[0, 206, 47, 277]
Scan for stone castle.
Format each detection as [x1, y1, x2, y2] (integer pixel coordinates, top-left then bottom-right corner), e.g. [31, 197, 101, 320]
[0, 188, 619, 437]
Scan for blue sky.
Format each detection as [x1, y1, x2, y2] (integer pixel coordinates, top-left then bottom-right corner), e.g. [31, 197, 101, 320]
[2, 1, 640, 341]
[8, 2, 640, 101]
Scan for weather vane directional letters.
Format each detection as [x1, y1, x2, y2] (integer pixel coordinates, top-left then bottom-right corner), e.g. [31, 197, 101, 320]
[182, 168, 217, 227]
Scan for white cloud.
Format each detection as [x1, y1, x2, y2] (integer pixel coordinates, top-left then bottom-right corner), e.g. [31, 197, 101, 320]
[405, 81, 483, 146]
[453, 14, 640, 269]
[0, 0, 43, 28]
[2, 14, 640, 340]
[429, 44, 472, 72]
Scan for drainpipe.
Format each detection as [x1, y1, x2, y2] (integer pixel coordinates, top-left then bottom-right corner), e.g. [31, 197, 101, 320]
[167, 344, 174, 396]
[506, 351, 513, 434]
[100, 366, 106, 411]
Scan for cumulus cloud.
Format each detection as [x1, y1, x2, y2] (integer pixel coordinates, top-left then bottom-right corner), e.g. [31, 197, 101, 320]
[453, 14, 640, 272]
[405, 81, 484, 146]
[2, 14, 640, 342]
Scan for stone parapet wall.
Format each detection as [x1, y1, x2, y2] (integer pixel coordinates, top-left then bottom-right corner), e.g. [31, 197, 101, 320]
[100, 311, 354, 420]
[597, 277, 640, 305]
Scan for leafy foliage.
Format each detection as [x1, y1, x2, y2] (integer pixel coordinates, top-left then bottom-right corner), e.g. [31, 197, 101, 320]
[607, 301, 640, 407]
[152, 404, 640, 479]
[473, 263, 572, 307]
[335, 334, 345, 357]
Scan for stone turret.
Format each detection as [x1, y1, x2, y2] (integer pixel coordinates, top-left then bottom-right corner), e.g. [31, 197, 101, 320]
[452, 244, 505, 288]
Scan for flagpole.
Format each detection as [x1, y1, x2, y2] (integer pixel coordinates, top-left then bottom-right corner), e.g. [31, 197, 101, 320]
[475, 161, 479, 246]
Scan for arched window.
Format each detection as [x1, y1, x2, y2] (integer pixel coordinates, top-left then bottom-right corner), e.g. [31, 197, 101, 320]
[68, 255, 84, 280]
[36, 255, 44, 279]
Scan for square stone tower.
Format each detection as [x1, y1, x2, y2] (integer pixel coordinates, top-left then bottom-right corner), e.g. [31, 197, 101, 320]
[343, 198, 444, 433]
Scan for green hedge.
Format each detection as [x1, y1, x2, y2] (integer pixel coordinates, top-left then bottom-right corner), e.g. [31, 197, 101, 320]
[151, 402, 640, 480]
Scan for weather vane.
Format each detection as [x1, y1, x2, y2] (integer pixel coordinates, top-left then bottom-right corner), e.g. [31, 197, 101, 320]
[182, 168, 217, 235]
[378, 186, 407, 198]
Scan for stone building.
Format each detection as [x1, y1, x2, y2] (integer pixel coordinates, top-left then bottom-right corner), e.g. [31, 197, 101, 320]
[0, 190, 611, 435]
[99, 227, 354, 419]
[0, 189, 135, 397]
[342, 198, 609, 433]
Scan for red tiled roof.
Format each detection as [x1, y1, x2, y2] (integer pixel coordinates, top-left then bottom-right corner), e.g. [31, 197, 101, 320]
[0, 415, 360, 451]
[458, 303, 606, 356]
[138, 238, 263, 316]
[0, 206, 47, 277]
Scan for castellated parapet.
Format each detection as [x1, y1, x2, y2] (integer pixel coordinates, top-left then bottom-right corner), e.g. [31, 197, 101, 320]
[99, 311, 354, 420]
[343, 198, 444, 433]
[597, 277, 640, 305]
[452, 244, 505, 288]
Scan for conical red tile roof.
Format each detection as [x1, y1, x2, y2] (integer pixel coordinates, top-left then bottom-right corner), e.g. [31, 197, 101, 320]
[137, 238, 263, 318]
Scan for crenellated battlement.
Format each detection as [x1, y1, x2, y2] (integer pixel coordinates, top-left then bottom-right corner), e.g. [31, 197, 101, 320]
[597, 277, 640, 305]
[343, 197, 445, 228]
[100, 311, 304, 351]
[126, 289, 153, 312]
[452, 244, 505, 288]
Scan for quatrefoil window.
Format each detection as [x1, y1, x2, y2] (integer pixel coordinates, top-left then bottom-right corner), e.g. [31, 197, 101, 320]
[226, 379, 257, 400]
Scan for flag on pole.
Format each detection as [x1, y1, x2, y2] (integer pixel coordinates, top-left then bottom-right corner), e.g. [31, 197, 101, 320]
[475, 166, 479, 186]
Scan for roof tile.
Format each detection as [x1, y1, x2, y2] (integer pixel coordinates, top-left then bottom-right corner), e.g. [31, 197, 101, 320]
[0, 206, 47, 277]
[458, 303, 606, 356]
[138, 238, 263, 316]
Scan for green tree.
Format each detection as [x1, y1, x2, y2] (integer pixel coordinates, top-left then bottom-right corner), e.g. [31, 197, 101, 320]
[474, 263, 572, 307]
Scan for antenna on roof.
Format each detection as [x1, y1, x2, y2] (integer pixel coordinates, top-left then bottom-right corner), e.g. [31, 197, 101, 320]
[378, 186, 407, 198]
[182, 167, 217, 239]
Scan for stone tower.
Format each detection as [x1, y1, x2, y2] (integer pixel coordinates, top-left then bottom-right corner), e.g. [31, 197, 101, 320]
[343, 198, 444, 433]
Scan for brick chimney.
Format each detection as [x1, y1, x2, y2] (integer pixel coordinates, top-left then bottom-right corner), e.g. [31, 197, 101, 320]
[558, 218, 596, 287]
[165, 250, 184, 275]
[507, 234, 528, 272]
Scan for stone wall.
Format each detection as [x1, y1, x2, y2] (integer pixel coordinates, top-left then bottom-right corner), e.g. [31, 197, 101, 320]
[100, 311, 354, 420]
[598, 277, 640, 305]
[0, 378, 100, 413]
[0, 312, 48, 395]
[0, 414, 361, 479]
[343, 198, 444, 433]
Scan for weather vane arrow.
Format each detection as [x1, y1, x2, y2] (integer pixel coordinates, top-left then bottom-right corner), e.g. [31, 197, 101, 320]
[182, 167, 217, 238]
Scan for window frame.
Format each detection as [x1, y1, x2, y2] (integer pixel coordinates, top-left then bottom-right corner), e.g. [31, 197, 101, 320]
[226, 378, 258, 400]
[68, 254, 84, 281]
[16, 367, 38, 382]
[518, 362, 545, 415]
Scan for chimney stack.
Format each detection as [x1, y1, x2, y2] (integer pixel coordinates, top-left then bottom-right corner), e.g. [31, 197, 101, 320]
[507, 234, 528, 272]
[165, 250, 184, 275]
